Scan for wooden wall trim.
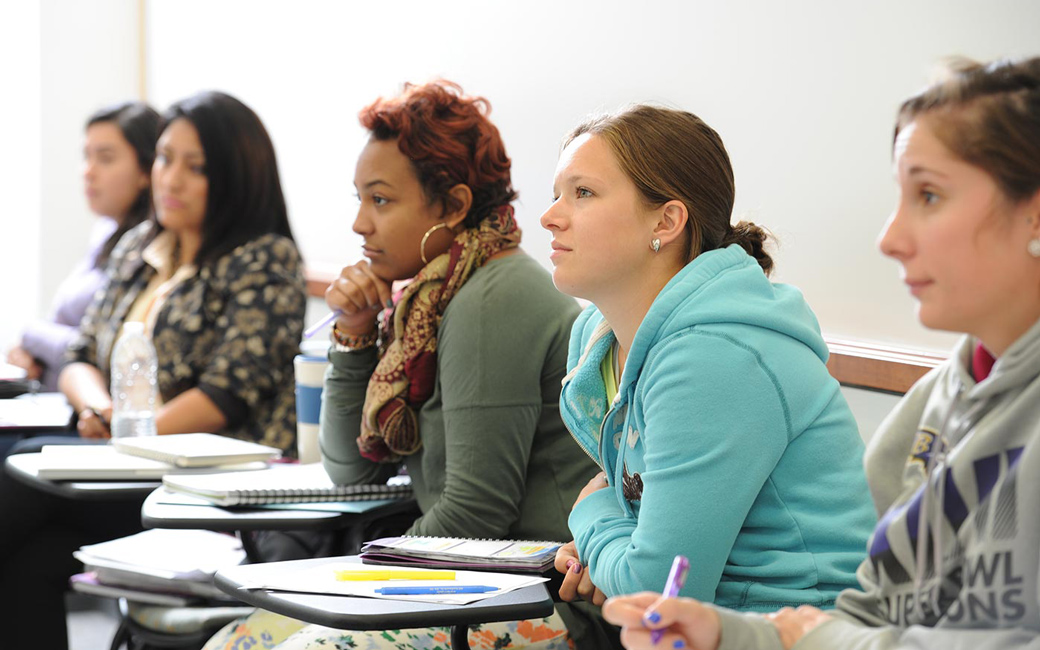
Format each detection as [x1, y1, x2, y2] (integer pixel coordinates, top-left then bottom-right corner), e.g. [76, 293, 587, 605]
[305, 268, 337, 302]
[824, 337, 946, 395]
[303, 269, 948, 395]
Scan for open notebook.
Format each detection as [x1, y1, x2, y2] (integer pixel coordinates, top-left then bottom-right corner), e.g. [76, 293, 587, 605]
[360, 536, 563, 573]
[162, 463, 413, 506]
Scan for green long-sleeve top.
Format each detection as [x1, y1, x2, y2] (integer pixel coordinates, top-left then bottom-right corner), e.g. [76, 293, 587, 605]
[319, 253, 597, 543]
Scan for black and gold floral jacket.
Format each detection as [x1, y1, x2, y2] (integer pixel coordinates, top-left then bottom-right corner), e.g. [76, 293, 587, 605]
[68, 222, 306, 452]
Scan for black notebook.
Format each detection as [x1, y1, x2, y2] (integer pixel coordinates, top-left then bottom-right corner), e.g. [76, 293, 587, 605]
[360, 535, 562, 573]
[161, 463, 412, 506]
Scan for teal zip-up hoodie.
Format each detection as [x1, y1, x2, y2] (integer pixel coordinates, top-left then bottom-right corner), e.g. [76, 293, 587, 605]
[562, 244, 876, 611]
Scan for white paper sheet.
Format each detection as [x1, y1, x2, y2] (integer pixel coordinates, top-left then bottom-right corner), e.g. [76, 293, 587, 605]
[240, 562, 548, 604]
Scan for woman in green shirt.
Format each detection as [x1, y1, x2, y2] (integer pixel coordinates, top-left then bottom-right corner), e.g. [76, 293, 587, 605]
[204, 81, 616, 650]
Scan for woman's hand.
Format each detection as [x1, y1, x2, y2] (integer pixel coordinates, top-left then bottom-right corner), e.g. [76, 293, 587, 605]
[325, 261, 393, 335]
[6, 346, 43, 381]
[554, 541, 607, 606]
[573, 471, 608, 508]
[77, 406, 112, 439]
[765, 605, 832, 649]
[603, 592, 721, 650]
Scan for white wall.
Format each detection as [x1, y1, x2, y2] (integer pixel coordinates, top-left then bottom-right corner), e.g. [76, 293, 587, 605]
[0, 3, 42, 347]
[2, 0, 140, 350]
[79, 0, 1040, 354]
[39, 0, 141, 304]
[3, 1, 1037, 355]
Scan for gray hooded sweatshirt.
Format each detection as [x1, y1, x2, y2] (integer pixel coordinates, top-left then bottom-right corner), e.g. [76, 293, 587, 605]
[715, 316, 1040, 649]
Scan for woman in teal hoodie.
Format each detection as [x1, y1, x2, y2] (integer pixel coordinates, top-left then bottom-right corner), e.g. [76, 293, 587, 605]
[541, 105, 875, 612]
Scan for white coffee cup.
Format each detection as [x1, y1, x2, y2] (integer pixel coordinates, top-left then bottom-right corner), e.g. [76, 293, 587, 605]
[294, 352, 329, 464]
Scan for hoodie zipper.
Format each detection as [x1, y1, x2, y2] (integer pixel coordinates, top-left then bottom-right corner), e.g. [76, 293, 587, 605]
[912, 388, 957, 625]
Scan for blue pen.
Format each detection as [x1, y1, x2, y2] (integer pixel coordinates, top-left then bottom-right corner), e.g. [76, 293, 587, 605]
[375, 585, 499, 595]
[650, 555, 690, 644]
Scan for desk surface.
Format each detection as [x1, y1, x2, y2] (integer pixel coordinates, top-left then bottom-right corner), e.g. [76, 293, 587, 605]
[0, 392, 73, 432]
[215, 556, 554, 631]
[5, 452, 160, 500]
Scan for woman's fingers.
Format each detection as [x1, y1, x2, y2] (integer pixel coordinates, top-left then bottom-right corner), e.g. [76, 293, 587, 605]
[604, 594, 722, 650]
[557, 561, 583, 602]
[602, 593, 663, 627]
[77, 409, 110, 439]
[325, 262, 393, 333]
[554, 541, 579, 574]
[355, 263, 393, 308]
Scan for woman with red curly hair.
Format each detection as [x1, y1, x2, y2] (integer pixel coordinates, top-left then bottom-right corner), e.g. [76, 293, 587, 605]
[203, 82, 617, 650]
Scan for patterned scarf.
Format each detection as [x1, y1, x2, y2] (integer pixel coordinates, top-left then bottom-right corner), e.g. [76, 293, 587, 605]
[357, 206, 522, 462]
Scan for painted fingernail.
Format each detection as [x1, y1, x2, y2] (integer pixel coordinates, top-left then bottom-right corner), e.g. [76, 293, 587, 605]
[673, 641, 685, 649]
[571, 563, 582, 574]
[645, 611, 661, 624]
[565, 559, 576, 570]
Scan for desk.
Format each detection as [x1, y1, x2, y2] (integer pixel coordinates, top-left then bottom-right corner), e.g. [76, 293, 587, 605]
[142, 487, 419, 562]
[215, 556, 554, 650]
[0, 392, 73, 432]
[5, 452, 160, 500]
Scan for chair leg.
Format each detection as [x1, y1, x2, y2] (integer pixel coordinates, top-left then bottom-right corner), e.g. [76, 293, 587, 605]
[109, 619, 132, 650]
[450, 624, 470, 650]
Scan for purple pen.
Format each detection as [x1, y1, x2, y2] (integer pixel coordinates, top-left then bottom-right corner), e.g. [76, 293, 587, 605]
[650, 555, 690, 644]
[303, 310, 341, 338]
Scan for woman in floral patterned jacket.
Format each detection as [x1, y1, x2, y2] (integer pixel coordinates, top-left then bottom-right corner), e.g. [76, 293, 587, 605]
[61, 90, 306, 451]
[0, 91, 306, 650]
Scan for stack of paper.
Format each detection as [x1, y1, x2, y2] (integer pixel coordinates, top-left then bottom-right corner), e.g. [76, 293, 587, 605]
[113, 433, 282, 467]
[239, 561, 548, 605]
[36, 444, 268, 480]
[72, 529, 247, 605]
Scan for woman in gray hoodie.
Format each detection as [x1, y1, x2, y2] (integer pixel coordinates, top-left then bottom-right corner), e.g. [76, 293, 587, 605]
[601, 55, 1040, 650]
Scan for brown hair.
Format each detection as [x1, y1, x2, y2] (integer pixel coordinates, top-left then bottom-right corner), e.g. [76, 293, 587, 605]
[895, 56, 1040, 204]
[565, 105, 773, 275]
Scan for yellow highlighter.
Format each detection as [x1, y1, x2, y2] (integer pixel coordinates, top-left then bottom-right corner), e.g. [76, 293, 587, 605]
[334, 569, 456, 582]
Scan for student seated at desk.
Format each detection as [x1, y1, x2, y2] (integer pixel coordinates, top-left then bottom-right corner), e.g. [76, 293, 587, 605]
[540, 106, 876, 610]
[5, 101, 159, 393]
[203, 81, 615, 650]
[601, 56, 1040, 650]
[0, 90, 306, 650]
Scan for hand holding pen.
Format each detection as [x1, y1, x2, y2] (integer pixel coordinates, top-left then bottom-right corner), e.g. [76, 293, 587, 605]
[650, 556, 690, 644]
[307, 261, 393, 339]
[601, 555, 726, 650]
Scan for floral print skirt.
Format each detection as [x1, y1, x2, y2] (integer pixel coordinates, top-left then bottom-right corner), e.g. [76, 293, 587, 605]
[202, 608, 573, 650]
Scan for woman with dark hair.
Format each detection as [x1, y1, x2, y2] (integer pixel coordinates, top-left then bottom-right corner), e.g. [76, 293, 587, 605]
[203, 81, 611, 650]
[541, 106, 875, 612]
[61, 90, 302, 447]
[602, 56, 1040, 650]
[6, 101, 159, 393]
[0, 90, 306, 650]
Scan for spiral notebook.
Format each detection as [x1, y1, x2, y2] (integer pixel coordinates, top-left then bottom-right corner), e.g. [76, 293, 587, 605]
[113, 433, 282, 468]
[161, 463, 412, 506]
[360, 535, 563, 573]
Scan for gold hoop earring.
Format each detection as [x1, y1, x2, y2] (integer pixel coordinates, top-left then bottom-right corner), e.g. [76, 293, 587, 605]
[420, 223, 449, 264]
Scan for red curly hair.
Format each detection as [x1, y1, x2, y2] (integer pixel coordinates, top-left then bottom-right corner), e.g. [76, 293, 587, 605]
[358, 80, 517, 228]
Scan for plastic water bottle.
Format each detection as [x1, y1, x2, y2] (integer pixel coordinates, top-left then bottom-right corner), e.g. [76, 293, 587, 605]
[109, 322, 158, 438]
